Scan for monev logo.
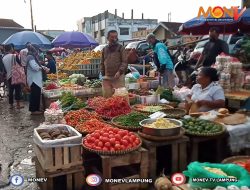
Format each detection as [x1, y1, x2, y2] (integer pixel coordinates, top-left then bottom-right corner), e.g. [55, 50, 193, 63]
[197, 6, 246, 20]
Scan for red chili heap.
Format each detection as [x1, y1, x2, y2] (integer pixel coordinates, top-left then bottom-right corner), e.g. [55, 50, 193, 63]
[95, 96, 131, 118]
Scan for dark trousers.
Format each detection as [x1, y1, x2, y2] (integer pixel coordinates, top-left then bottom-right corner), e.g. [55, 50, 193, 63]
[29, 83, 41, 112]
[8, 78, 21, 105]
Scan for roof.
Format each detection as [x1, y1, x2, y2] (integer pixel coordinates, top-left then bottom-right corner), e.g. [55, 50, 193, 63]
[153, 22, 183, 35]
[0, 19, 24, 28]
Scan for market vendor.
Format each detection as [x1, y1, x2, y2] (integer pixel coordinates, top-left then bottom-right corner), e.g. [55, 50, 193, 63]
[45, 51, 56, 74]
[186, 67, 225, 112]
[100, 30, 127, 98]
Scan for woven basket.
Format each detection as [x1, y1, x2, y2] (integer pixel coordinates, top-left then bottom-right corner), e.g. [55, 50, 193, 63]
[133, 104, 173, 114]
[111, 117, 142, 131]
[163, 108, 186, 119]
[185, 124, 226, 137]
[222, 156, 250, 164]
[82, 137, 142, 156]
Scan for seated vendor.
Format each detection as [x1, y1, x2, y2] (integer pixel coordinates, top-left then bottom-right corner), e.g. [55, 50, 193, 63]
[186, 67, 225, 112]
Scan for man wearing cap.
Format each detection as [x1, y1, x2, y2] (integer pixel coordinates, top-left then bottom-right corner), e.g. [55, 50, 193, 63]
[146, 33, 175, 89]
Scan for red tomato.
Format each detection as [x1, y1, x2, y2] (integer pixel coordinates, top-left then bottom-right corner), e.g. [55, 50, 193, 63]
[115, 144, 121, 151]
[98, 141, 104, 148]
[118, 131, 126, 137]
[94, 132, 100, 139]
[110, 147, 115, 152]
[90, 137, 96, 143]
[108, 130, 114, 134]
[115, 141, 120, 145]
[135, 139, 140, 145]
[96, 146, 102, 151]
[127, 144, 132, 149]
[104, 142, 111, 148]
[114, 134, 121, 140]
[102, 147, 109, 151]
[95, 140, 100, 146]
[120, 145, 125, 150]
[102, 137, 109, 143]
[121, 140, 128, 146]
[103, 133, 109, 137]
[109, 134, 114, 139]
[129, 137, 134, 143]
[112, 128, 119, 133]
[110, 138, 116, 145]
[123, 135, 130, 142]
[128, 132, 134, 136]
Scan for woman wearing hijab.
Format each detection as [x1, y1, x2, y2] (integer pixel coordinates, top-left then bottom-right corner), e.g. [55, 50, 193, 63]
[26, 45, 49, 115]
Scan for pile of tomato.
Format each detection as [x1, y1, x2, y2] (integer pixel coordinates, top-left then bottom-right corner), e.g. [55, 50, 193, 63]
[234, 160, 250, 173]
[75, 119, 112, 134]
[87, 97, 106, 109]
[64, 109, 102, 127]
[95, 96, 131, 118]
[83, 127, 141, 152]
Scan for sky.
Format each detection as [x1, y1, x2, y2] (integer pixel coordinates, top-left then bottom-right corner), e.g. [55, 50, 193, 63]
[0, 0, 242, 31]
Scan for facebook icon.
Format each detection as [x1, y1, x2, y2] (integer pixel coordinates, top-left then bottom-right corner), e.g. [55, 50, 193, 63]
[10, 174, 24, 186]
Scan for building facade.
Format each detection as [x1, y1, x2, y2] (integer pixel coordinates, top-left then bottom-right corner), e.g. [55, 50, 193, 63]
[77, 10, 158, 44]
[0, 19, 31, 43]
[38, 30, 65, 38]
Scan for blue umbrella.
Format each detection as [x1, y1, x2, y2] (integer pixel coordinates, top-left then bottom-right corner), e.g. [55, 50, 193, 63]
[3, 31, 52, 50]
[52, 31, 99, 48]
[179, 8, 250, 35]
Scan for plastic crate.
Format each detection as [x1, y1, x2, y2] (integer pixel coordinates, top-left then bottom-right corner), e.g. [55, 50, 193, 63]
[136, 94, 160, 104]
[63, 62, 100, 78]
[43, 89, 62, 98]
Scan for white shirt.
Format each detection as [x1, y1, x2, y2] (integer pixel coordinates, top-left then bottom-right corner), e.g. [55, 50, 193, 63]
[27, 59, 43, 88]
[19, 48, 28, 67]
[2, 53, 14, 80]
[191, 82, 225, 112]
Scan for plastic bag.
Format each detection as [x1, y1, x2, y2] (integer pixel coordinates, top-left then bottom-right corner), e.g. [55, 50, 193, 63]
[33, 124, 82, 148]
[183, 162, 250, 189]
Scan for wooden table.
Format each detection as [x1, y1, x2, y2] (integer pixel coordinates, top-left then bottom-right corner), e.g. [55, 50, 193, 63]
[225, 90, 250, 110]
[188, 133, 227, 163]
[141, 136, 189, 179]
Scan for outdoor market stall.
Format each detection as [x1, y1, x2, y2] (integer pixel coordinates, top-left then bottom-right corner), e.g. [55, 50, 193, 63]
[29, 47, 250, 190]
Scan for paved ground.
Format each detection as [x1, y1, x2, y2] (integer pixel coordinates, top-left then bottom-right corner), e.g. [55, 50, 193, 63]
[0, 97, 43, 190]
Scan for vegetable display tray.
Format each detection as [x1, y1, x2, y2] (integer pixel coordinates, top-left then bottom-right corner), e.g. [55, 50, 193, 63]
[222, 156, 250, 164]
[133, 104, 173, 113]
[185, 123, 226, 137]
[139, 118, 182, 137]
[82, 139, 142, 156]
[111, 116, 142, 131]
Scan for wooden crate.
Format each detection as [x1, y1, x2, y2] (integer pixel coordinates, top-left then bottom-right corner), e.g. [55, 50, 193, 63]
[34, 144, 83, 172]
[85, 148, 149, 190]
[141, 136, 189, 179]
[35, 157, 84, 190]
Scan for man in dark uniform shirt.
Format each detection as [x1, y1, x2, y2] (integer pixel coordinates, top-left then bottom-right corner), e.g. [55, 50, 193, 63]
[195, 27, 229, 69]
